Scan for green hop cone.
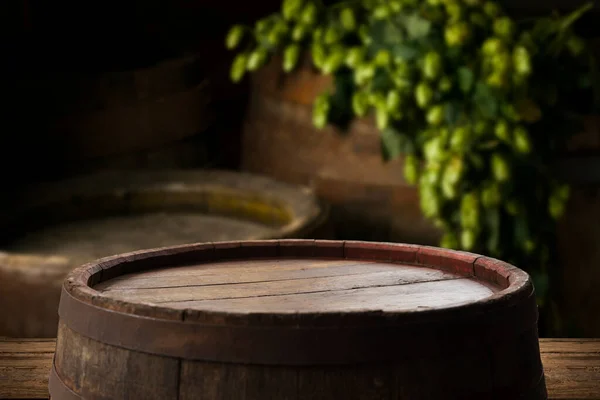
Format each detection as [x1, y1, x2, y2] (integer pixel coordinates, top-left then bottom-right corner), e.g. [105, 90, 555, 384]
[439, 76, 453, 92]
[255, 19, 271, 35]
[292, 24, 308, 41]
[324, 25, 341, 45]
[247, 49, 268, 71]
[404, 154, 420, 185]
[446, 3, 463, 22]
[390, 1, 403, 11]
[230, 53, 248, 83]
[340, 8, 357, 31]
[283, 0, 304, 20]
[423, 137, 444, 162]
[445, 22, 470, 47]
[482, 37, 504, 55]
[483, 1, 500, 18]
[373, 5, 390, 20]
[313, 27, 323, 41]
[312, 93, 330, 129]
[440, 232, 459, 249]
[226, 25, 245, 50]
[352, 91, 369, 117]
[358, 25, 371, 45]
[426, 105, 445, 126]
[460, 229, 477, 251]
[441, 157, 464, 199]
[415, 82, 434, 109]
[423, 51, 443, 80]
[375, 105, 390, 130]
[345, 47, 365, 68]
[450, 125, 471, 152]
[354, 63, 375, 85]
[487, 71, 506, 88]
[474, 120, 489, 136]
[491, 153, 510, 182]
[481, 183, 501, 208]
[494, 120, 511, 142]
[493, 17, 514, 39]
[420, 185, 442, 218]
[460, 192, 480, 229]
[492, 52, 511, 72]
[513, 126, 531, 153]
[322, 48, 346, 74]
[374, 50, 392, 67]
[283, 44, 301, 72]
[513, 46, 532, 76]
[301, 2, 318, 25]
[311, 42, 326, 69]
[386, 90, 402, 112]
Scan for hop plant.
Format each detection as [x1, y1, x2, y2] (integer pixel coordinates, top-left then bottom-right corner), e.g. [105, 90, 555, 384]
[225, 0, 596, 326]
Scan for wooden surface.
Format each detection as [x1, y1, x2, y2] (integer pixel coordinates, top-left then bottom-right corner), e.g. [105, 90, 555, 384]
[49, 240, 544, 399]
[0, 171, 329, 338]
[94, 259, 497, 312]
[0, 338, 598, 400]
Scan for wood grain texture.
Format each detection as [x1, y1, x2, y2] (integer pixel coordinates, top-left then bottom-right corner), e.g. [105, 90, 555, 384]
[1, 339, 598, 400]
[94, 259, 493, 311]
[45, 240, 543, 399]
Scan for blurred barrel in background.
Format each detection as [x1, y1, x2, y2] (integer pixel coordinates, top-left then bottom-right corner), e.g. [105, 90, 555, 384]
[242, 55, 441, 245]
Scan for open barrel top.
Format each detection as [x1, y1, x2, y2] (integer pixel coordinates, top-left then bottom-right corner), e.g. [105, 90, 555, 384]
[61, 240, 533, 327]
[54, 239, 540, 372]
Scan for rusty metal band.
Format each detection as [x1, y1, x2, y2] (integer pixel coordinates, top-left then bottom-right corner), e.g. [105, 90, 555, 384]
[49, 356, 82, 400]
[59, 285, 538, 366]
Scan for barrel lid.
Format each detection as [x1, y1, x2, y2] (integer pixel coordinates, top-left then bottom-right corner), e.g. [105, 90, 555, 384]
[59, 240, 535, 365]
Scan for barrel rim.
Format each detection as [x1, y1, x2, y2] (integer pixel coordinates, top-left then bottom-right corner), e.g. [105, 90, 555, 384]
[1, 169, 329, 270]
[57, 240, 536, 365]
[62, 239, 532, 325]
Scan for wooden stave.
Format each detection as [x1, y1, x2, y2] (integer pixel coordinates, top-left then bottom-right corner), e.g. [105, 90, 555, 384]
[51, 240, 546, 400]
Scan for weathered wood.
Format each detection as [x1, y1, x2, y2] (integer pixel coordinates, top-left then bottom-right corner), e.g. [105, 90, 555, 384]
[2, 338, 599, 399]
[44, 240, 548, 399]
[0, 171, 329, 338]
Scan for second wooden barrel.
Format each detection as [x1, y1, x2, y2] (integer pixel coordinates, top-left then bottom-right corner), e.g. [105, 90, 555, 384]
[50, 240, 546, 400]
[0, 170, 329, 338]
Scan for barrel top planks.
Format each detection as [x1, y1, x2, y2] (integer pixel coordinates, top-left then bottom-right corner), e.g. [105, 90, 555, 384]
[51, 240, 546, 400]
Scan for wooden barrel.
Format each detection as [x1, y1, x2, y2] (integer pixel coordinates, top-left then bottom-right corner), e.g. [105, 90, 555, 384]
[0, 170, 329, 338]
[242, 55, 440, 244]
[49, 240, 546, 400]
[555, 115, 600, 337]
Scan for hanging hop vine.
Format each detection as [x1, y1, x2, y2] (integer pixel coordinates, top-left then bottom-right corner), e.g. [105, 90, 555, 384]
[225, 0, 596, 308]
